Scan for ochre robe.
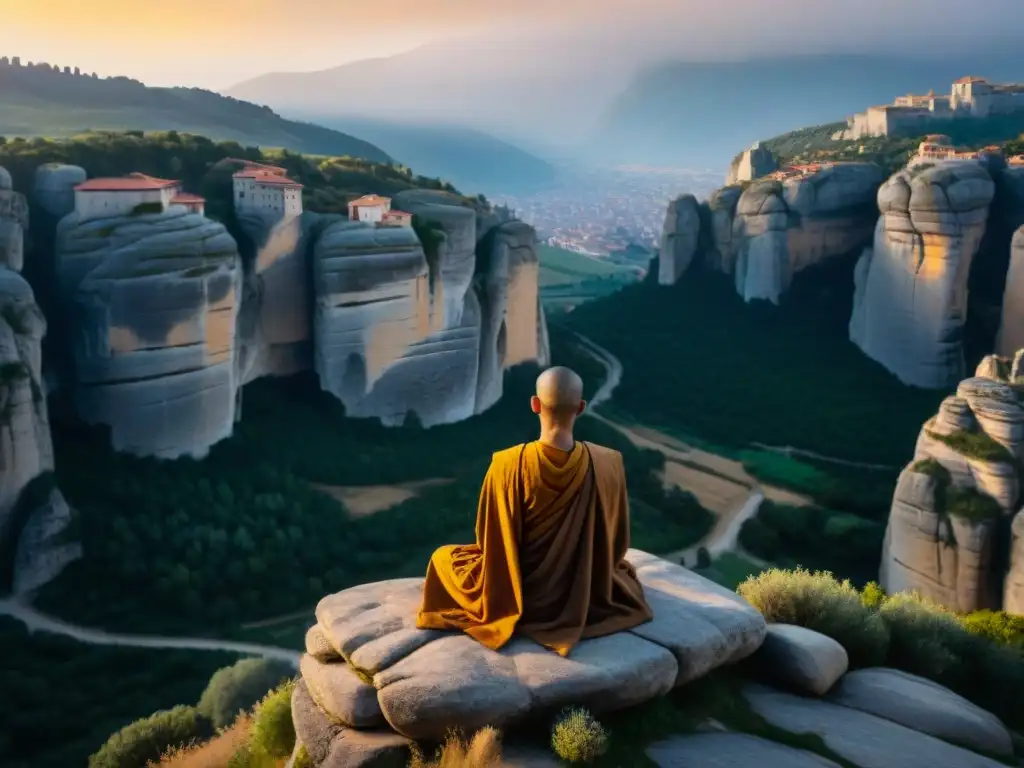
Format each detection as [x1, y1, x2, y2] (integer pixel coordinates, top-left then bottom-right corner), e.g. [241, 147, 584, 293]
[415, 440, 653, 656]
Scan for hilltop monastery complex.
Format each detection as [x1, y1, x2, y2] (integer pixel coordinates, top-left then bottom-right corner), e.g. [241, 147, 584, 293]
[840, 76, 1024, 140]
[72, 161, 415, 228]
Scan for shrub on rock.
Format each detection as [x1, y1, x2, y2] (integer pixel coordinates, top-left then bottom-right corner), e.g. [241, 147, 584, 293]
[737, 568, 889, 667]
[551, 708, 609, 764]
[89, 705, 212, 768]
[247, 680, 298, 760]
[961, 609, 1024, 650]
[198, 658, 296, 729]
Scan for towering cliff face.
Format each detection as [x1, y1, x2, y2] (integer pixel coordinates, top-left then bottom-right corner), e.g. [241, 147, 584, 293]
[392, 190, 477, 329]
[997, 227, 1024, 357]
[55, 207, 242, 459]
[234, 211, 321, 384]
[729, 164, 883, 303]
[312, 218, 480, 427]
[726, 143, 778, 186]
[705, 186, 744, 274]
[475, 220, 544, 412]
[879, 353, 1024, 614]
[0, 170, 55, 563]
[850, 161, 996, 389]
[658, 194, 701, 286]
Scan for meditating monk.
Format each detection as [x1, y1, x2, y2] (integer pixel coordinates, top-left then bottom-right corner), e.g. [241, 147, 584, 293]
[416, 365, 653, 656]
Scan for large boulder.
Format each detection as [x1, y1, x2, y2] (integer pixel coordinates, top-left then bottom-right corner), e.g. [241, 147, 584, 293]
[55, 206, 242, 459]
[0, 268, 53, 565]
[658, 194, 701, 285]
[879, 357, 1023, 613]
[827, 668, 1013, 757]
[647, 732, 842, 768]
[293, 550, 766, 758]
[729, 163, 883, 303]
[744, 684, 1006, 768]
[850, 161, 996, 388]
[749, 623, 848, 696]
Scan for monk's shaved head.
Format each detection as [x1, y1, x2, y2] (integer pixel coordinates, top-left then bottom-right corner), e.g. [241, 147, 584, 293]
[536, 366, 584, 408]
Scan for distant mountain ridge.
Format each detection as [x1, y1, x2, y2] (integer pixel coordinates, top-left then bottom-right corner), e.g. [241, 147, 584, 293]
[0, 57, 391, 163]
[594, 52, 1024, 167]
[289, 114, 556, 194]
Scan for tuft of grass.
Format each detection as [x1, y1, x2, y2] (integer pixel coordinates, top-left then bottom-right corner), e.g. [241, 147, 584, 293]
[738, 568, 890, 667]
[551, 708, 609, 764]
[409, 727, 504, 768]
[927, 428, 1014, 464]
[911, 458, 951, 481]
[152, 714, 251, 767]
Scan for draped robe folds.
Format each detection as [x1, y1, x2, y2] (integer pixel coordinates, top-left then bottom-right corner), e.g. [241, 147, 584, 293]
[415, 440, 653, 656]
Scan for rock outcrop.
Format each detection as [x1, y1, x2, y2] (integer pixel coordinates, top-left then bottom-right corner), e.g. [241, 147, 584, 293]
[55, 207, 242, 459]
[292, 549, 767, 765]
[661, 163, 883, 302]
[749, 624, 848, 696]
[0, 265, 53, 564]
[879, 352, 1024, 613]
[730, 164, 884, 303]
[314, 200, 547, 428]
[996, 226, 1024, 357]
[658, 194, 701, 285]
[850, 161, 996, 389]
[726, 142, 778, 186]
[33, 164, 87, 220]
[235, 210, 321, 383]
[11, 487, 81, 595]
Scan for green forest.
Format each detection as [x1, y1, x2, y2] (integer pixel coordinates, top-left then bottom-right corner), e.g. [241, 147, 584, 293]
[0, 131, 466, 220]
[30, 327, 712, 636]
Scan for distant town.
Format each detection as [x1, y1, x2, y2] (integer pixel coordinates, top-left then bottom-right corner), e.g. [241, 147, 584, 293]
[491, 164, 720, 256]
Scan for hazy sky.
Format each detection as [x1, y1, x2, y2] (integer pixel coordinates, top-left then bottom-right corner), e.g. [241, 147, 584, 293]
[5, 0, 1024, 91]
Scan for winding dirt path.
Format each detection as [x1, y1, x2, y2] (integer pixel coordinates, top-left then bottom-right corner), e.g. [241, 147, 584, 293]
[0, 597, 300, 666]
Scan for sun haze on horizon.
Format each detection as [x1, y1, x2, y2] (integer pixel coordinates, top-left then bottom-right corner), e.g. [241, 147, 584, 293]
[4, 0, 1024, 90]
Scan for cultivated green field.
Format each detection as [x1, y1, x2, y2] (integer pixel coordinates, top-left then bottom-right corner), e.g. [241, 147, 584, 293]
[538, 245, 641, 309]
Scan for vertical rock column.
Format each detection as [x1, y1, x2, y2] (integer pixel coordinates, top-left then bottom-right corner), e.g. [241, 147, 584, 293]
[658, 194, 700, 285]
[56, 207, 242, 459]
[0, 167, 55, 562]
[850, 161, 996, 388]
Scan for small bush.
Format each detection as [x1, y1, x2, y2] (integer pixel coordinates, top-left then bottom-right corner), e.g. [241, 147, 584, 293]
[961, 610, 1024, 651]
[551, 708, 609, 764]
[198, 658, 296, 730]
[860, 581, 886, 610]
[90, 705, 212, 768]
[409, 727, 503, 768]
[878, 593, 965, 678]
[737, 568, 889, 667]
[696, 547, 711, 570]
[247, 680, 297, 760]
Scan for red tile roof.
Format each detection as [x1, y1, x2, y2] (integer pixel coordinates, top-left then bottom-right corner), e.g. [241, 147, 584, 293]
[955, 76, 987, 85]
[75, 174, 179, 192]
[349, 194, 391, 207]
[233, 169, 303, 188]
[171, 193, 205, 204]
